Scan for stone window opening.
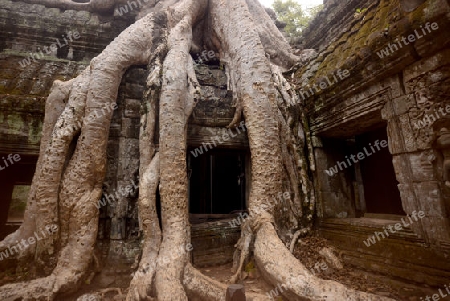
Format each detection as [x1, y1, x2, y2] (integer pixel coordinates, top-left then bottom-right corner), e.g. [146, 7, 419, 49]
[318, 125, 405, 220]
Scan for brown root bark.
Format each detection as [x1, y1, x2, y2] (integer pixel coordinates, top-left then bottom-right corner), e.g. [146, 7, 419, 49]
[127, 57, 163, 301]
[127, 153, 161, 301]
[0, 78, 73, 265]
[245, 0, 299, 69]
[230, 220, 253, 284]
[154, 1, 206, 299]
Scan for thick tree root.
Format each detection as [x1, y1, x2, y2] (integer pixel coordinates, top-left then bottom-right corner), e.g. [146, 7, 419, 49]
[0, 78, 74, 265]
[154, 0, 206, 299]
[254, 221, 395, 301]
[127, 57, 162, 301]
[245, 0, 299, 69]
[50, 11, 161, 297]
[127, 153, 161, 301]
[0, 11, 161, 300]
[230, 220, 253, 284]
[0, 274, 56, 300]
[183, 264, 271, 301]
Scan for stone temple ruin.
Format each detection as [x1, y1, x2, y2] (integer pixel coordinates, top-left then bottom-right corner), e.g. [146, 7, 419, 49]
[0, 0, 449, 300]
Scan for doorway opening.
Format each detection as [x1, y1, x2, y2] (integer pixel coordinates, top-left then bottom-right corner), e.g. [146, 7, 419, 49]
[356, 127, 405, 216]
[188, 149, 246, 221]
[0, 154, 37, 239]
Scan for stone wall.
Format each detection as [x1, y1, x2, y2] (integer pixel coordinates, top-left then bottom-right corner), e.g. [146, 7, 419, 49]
[0, 0, 135, 155]
[297, 0, 450, 247]
[296, 0, 450, 285]
[0, 0, 134, 62]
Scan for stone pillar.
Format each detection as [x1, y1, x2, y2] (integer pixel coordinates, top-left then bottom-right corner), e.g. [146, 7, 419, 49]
[312, 136, 356, 219]
[226, 284, 246, 301]
[382, 49, 450, 246]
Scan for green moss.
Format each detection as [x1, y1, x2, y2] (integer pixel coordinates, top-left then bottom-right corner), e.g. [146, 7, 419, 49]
[295, 0, 403, 87]
[6, 114, 25, 134]
[408, 0, 444, 26]
[244, 260, 255, 273]
[28, 119, 43, 145]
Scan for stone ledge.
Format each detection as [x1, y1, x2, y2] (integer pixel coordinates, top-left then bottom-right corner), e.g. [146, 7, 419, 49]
[318, 217, 450, 286]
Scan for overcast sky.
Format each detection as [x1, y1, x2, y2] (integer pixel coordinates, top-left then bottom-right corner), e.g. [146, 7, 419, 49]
[258, 0, 323, 9]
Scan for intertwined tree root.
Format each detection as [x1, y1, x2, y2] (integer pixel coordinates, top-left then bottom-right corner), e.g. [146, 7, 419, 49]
[0, 0, 394, 300]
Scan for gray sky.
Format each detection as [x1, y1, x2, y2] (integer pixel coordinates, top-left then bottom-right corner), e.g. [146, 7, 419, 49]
[258, 0, 323, 9]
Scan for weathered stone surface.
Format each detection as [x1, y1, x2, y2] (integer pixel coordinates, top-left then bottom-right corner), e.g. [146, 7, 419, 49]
[301, 0, 450, 286]
[190, 218, 241, 267]
[188, 124, 249, 149]
[414, 182, 446, 217]
[408, 151, 436, 182]
[319, 218, 450, 286]
[0, 0, 134, 62]
[226, 284, 246, 301]
[189, 64, 235, 127]
[124, 99, 141, 119]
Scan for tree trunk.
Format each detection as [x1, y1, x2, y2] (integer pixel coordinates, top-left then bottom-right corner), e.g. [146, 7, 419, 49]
[0, 0, 394, 300]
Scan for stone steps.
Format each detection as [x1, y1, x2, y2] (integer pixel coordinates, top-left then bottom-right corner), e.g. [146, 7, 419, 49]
[190, 218, 241, 268]
[318, 218, 450, 286]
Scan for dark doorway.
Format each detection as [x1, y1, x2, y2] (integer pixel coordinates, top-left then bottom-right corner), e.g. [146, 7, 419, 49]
[0, 154, 37, 239]
[356, 127, 405, 215]
[188, 149, 246, 215]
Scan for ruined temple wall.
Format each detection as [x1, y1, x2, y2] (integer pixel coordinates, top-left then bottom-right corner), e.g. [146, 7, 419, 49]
[297, 0, 450, 249]
[0, 0, 144, 245]
[0, 0, 135, 155]
[384, 48, 450, 247]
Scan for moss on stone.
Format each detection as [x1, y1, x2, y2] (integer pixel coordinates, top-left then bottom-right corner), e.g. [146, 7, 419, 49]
[6, 114, 25, 135]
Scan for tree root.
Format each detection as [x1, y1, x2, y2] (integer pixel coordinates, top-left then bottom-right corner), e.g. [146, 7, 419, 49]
[0, 274, 56, 301]
[183, 264, 271, 301]
[319, 247, 344, 270]
[126, 48, 163, 301]
[154, 0, 206, 299]
[289, 227, 310, 253]
[126, 153, 161, 301]
[245, 0, 299, 69]
[1, 10, 162, 300]
[0, 78, 74, 265]
[254, 221, 395, 300]
[230, 220, 253, 284]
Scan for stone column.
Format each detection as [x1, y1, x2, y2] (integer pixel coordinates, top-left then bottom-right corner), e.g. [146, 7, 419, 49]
[226, 284, 246, 301]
